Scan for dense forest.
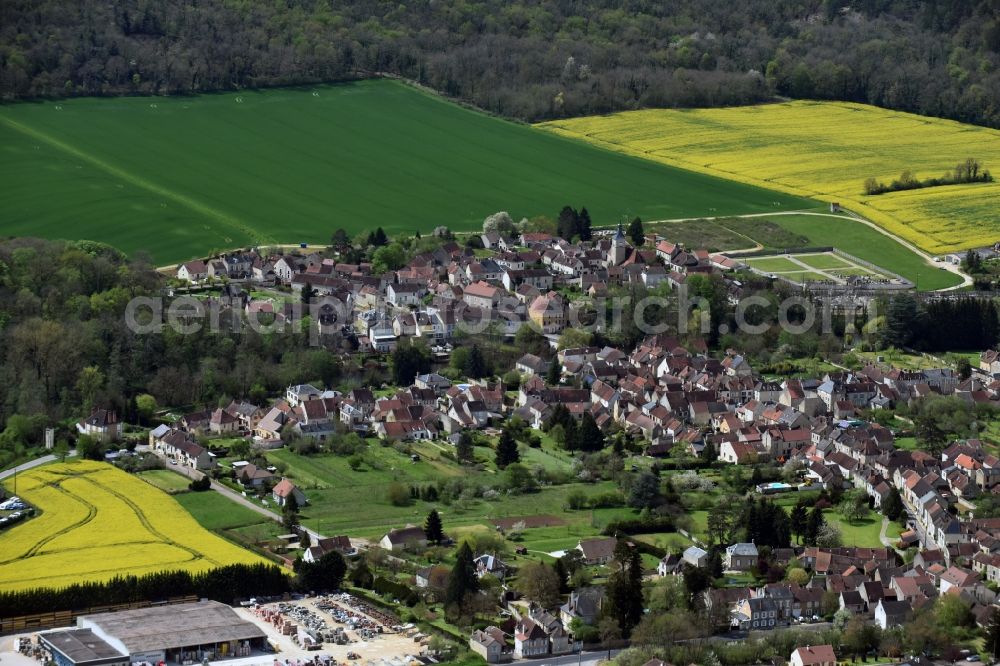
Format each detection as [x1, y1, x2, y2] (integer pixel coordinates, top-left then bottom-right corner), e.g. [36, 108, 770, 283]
[0, 238, 354, 462]
[1, 0, 999, 126]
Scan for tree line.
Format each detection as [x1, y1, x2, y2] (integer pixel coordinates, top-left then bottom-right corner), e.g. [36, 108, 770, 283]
[864, 158, 994, 195]
[881, 294, 999, 351]
[0, 563, 289, 618]
[1, 0, 999, 128]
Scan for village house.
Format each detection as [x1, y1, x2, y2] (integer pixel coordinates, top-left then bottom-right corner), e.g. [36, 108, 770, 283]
[512, 618, 548, 658]
[254, 407, 288, 445]
[515, 353, 551, 376]
[560, 587, 604, 629]
[225, 400, 265, 430]
[734, 596, 778, 630]
[177, 260, 208, 282]
[303, 535, 356, 562]
[379, 525, 428, 551]
[528, 292, 566, 334]
[470, 627, 509, 663]
[790, 645, 837, 666]
[657, 553, 682, 576]
[286, 384, 322, 407]
[271, 478, 307, 508]
[152, 429, 216, 470]
[209, 407, 239, 435]
[236, 462, 275, 489]
[874, 599, 912, 629]
[463, 281, 504, 310]
[576, 537, 619, 566]
[725, 542, 759, 571]
[387, 282, 423, 307]
[77, 408, 123, 443]
[474, 554, 509, 580]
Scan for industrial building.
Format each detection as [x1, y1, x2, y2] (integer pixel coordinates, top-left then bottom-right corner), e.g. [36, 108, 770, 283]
[40, 629, 128, 666]
[39, 601, 268, 666]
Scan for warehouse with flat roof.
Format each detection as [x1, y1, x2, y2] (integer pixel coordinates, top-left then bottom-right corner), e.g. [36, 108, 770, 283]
[40, 601, 268, 665]
[40, 629, 128, 666]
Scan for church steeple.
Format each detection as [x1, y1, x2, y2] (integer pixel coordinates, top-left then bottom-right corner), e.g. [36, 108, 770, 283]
[608, 218, 629, 266]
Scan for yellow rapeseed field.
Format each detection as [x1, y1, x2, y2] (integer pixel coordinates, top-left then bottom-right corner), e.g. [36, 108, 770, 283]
[537, 101, 1000, 255]
[0, 460, 270, 592]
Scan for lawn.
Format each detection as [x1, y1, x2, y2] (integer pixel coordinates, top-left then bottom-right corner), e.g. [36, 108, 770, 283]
[823, 510, 886, 548]
[539, 100, 1000, 257]
[174, 489, 273, 531]
[830, 267, 885, 278]
[743, 257, 803, 272]
[688, 510, 709, 541]
[0, 79, 812, 264]
[0, 461, 270, 592]
[634, 532, 694, 553]
[137, 469, 192, 493]
[794, 253, 853, 270]
[778, 271, 834, 284]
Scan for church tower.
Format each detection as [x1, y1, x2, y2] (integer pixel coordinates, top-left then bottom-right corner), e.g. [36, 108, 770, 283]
[611, 220, 629, 266]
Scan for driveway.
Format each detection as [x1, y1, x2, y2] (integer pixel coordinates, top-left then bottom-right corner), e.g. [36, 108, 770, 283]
[879, 516, 905, 556]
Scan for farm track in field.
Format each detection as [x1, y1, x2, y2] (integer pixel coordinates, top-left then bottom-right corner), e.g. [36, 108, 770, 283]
[0, 461, 271, 591]
[82, 475, 215, 566]
[0, 476, 97, 564]
[0, 80, 812, 263]
[1, 468, 212, 568]
[0, 115, 274, 248]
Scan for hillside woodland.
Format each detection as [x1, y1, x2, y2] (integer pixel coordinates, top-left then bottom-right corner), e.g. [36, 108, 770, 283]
[1, 0, 999, 126]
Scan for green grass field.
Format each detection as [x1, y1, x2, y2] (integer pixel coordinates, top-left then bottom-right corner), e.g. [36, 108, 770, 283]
[750, 214, 961, 289]
[241, 442, 646, 546]
[743, 249, 893, 285]
[794, 253, 853, 270]
[0, 80, 814, 264]
[174, 489, 272, 531]
[137, 469, 192, 493]
[822, 510, 888, 548]
[743, 257, 802, 272]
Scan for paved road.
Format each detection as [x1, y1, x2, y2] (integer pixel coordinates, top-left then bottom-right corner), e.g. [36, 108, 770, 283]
[530, 649, 623, 666]
[0, 451, 77, 483]
[902, 500, 930, 549]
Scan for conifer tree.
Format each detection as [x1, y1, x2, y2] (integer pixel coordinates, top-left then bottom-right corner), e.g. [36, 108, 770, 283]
[577, 412, 605, 452]
[445, 542, 479, 608]
[545, 359, 562, 385]
[627, 216, 644, 246]
[456, 431, 474, 463]
[604, 540, 644, 638]
[577, 207, 593, 241]
[424, 509, 444, 544]
[495, 428, 520, 468]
